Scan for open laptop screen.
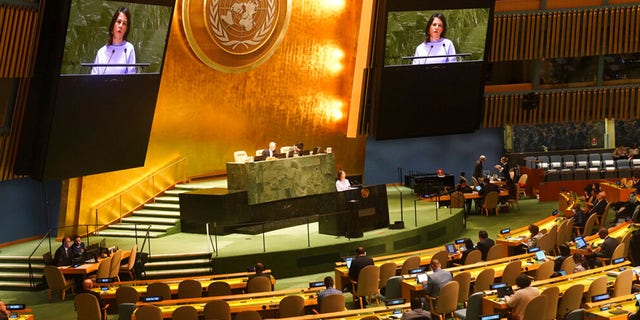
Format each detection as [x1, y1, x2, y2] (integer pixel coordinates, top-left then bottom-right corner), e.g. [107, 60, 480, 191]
[535, 250, 546, 261]
[445, 243, 457, 254]
[574, 236, 587, 249]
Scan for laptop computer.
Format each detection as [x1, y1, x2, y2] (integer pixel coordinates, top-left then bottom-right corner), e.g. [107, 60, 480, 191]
[445, 243, 457, 254]
[343, 257, 354, 269]
[490, 283, 514, 298]
[574, 236, 587, 249]
[312, 146, 321, 154]
[535, 250, 547, 261]
[527, 246, 540, 253]
[416, 273, 428, 284]
[480, 314, 500, 320]
[253, 155, 266, 162]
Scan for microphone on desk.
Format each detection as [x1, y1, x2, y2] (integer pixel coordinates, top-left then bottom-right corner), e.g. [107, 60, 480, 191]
[103, 49, 116, 74]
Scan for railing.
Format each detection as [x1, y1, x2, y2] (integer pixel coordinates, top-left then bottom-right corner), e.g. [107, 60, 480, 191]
[89, 157, 187, 236]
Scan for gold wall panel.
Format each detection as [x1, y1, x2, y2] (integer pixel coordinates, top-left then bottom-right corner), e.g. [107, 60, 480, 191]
[64, 0, 368, 225]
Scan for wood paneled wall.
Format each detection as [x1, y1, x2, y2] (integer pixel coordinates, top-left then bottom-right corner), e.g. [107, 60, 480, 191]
[484, 86, 640, 127]
[484, 5, 640, 128]
[0, 2, 42, 181]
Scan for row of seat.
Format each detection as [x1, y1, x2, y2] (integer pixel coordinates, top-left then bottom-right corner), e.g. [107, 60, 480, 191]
[525, 154, 640, 180]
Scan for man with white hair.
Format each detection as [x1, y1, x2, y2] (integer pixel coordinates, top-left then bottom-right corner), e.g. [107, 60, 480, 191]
[473, 155, 486, 181]
[261, 141, 277, 158]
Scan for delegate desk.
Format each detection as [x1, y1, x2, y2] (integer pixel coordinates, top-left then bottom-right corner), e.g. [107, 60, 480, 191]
[569, 221, 637, 255]
[333, 247, 444, 290]
[283, 303, 411, 320]
[59, 250, 131, 275]
[132, 289, 318, 319]
[600, 182, 636, 203]
[496, 215, 564, 257]
[226, 153, 336, 205]
[400, 253, 543, 300]
[585, 294, 640, 320]
[94, 271, 273, 313]
[481, 262, 629, 315]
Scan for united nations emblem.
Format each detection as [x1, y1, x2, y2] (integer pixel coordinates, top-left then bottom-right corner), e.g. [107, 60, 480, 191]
[181, 0, 291, 72]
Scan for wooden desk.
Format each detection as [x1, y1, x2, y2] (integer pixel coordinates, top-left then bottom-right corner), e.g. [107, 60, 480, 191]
[334, 247, 445, 290]
[481, 262, 628, 314]
[283, 303, 411, 320]
[131, 289, 318, 319]
[569, 221, 636, 255]
[94, 271, 275, 314]
[601, 182, 636, 203]
[496, 216, 563, 256]
[584, 294, 639, 320]
[400, 253, 542, 300]
[421, 190, 509, 202]
[59, 250, 131, 275]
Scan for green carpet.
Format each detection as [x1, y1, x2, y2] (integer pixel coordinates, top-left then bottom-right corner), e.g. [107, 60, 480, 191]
[0, 190, 557, 319]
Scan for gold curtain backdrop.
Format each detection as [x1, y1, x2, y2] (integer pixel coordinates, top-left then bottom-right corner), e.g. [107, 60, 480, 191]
[62, 0, 368, 230]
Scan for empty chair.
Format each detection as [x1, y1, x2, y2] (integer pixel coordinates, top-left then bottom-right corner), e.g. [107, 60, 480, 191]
[43, 265, 75, 302]
[400, 256, 421, 274]
[90, 256, 111, 282]
[235, 310, 262, 320]
[524, 156, 537, 169]
[146, 282, 171, 301]
[565, 308, 585, 320]
[486, 243, 506, 261]
[561, 155, 576, 178]
[560, 256, 575, 275]
[537, 155, 550, 170]
[563, 218, 574, 244]
[318, 294, 346, 313]
[171, 305, 199, 320]
[517, 174, 528, 198]
[536, 231, 555, 255]
[119, 245, 137, 281]
[588, 153, 602, 178]
[134, 304, 163, 320]
[116, 286, 140, 306]
[109, 249, 123, 282]
[501, 260, 522, 286]
[427, 281, 459, 320]
[574, 154, 589, 179]
[429, 251, 449, 270]
[378, 261, 397, 291]
[352, 265, 380, 309]
[279, 295, 305, 317]
[246, 276, 272, 293]
[534, 260, 554, 280]
[381, 276, 403, 301]
[178, 279, 203, 299]
[359, 316, 380, 320]
[207, 281, 231, 296]
[585, 276, 608, 303]
[622, 232, 632, 260]
[450, 191, 465, 208]
[75, 293, 105, 320]
[612, 268, 633, 297]
[540, 286, 559, 320]
[453, 291, 484, 320]
[596, 202, 613, 228]
[602, 153, 617, 178]
[617, 159, 632, 177]
[203, 300, 231, 320]
[482, 191, 500, 216]
[578, 212, 598, 236]
[452, 271, 471, 308]
[549, 155, 563, 172]
[521, 294, 548, 320]
[463, 250, 482, 265]
[118, 303, 137, 320]
[557, 284, 584, 319]
[472, 268, 494, 294]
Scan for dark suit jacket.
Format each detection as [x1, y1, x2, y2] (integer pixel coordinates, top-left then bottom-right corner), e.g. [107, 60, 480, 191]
[478, 183, 499, 197]
[423, 268, 453, 298]
[588, 199, 608, 216]
[476, 238, 495, 261]
[261, 149, 275, 157]
[473, 160, 483, 179]
[348, 255, 374, 281]
[595, 236, 619, 258]
[53, 245, 73, 266]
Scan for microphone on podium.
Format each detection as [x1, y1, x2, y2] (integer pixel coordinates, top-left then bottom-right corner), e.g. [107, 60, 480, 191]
[103, 49, 115, 75]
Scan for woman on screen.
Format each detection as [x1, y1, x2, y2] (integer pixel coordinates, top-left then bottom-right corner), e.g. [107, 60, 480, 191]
[91, 7, 136, 75]
[412, 13, 457, 65]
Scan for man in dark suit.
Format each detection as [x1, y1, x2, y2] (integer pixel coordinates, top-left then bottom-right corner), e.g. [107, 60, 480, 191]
[348, 246, 373, 283]
[588, 191, 608, 221]
[53, 236, 73, 266]
[589, 227, 619, 267]
[261, 141, 277, 158]
[78, 279, 107, 318]
[476, 230, 495, 261]
[473, 155, 486, 181]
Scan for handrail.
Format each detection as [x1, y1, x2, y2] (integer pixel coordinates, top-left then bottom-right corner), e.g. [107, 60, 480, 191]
[90, 157, 187, 235]
[26, 228, 54, 289]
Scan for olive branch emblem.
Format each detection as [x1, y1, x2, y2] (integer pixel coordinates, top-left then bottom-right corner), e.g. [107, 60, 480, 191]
[209, 0, 276, 51]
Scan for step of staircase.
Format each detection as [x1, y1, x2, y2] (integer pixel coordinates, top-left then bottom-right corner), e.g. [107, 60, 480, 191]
[0, 256, 44, 290]
[141, 252, 213, 279]
[143, 202, 180, 211]
[132, 209, 181, 218]
[121, 216, 179, 225]
[96, 229, 167, 238]
[107, 223, 175, 232]
[154, 196, 179, 204]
